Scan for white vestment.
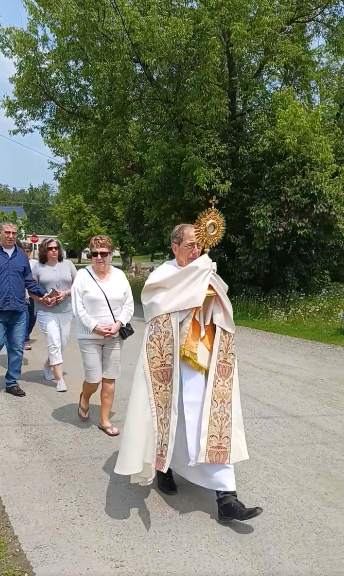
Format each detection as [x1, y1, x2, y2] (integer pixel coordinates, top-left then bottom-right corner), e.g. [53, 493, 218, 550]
[169, 261, 236, 491]
[115, 254, 249, 489]
[170, 362, 236, 490]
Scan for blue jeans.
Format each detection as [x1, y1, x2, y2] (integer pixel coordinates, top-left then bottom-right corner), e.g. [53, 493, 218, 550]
[0, 310, 26, 389]
[25, 298, 36, 341]
[25, 305, 29, 342]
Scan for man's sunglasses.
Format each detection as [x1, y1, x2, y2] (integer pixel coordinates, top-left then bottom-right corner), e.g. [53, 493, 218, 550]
[47, 246, 59, 251]
[91, 251, 110, 258]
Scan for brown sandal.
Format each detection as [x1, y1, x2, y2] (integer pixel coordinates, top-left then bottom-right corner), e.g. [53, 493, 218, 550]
[98, 424, 119, 437]
[78, 393, 89, 421]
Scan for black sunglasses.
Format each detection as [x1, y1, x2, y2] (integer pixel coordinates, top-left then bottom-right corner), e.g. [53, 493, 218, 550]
[47, 246, 59, 251]
[91, 251, 110, 258]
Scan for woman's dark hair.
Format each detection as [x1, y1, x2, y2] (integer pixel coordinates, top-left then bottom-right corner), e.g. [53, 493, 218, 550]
[16, 239, 23, 249]
[38, 238, 64, 264]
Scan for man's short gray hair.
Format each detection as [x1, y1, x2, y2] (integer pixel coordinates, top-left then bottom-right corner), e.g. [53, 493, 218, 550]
[0, 221, 17, 231]
[171, 224, 194, 245]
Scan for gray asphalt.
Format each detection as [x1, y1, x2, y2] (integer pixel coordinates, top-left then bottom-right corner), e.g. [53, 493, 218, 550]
[0, 313, 343, 576]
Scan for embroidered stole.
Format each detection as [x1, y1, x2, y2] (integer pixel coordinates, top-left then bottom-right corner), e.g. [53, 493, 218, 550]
[180, 286, 216, 375]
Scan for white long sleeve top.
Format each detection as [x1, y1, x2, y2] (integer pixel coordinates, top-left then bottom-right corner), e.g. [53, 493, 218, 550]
[71, 266, 134, 340]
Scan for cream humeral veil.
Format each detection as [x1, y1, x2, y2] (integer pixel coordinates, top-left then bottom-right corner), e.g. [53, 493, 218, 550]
[115, 254, 249, 485]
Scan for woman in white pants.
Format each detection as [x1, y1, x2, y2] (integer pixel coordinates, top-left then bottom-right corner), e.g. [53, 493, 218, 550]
[71, 235, 134, 436]
[31, 238, 77, 392]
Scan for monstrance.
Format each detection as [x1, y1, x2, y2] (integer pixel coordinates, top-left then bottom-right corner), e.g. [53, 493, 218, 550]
[194, 196, 226, 255]
[194, 197, 226, 292]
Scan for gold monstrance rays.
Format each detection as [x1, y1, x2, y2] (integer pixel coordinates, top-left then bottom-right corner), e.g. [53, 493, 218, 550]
[194, 196, 226, 254]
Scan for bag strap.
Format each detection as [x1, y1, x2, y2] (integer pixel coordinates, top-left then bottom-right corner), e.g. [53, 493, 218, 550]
[86, 267, 116, 323]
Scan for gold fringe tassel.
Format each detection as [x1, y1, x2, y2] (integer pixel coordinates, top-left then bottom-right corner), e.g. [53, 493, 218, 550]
[180, 347, 208, 375]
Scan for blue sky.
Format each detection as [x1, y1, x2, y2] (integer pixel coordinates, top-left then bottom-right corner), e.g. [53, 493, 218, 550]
[0, 0, 57, 190]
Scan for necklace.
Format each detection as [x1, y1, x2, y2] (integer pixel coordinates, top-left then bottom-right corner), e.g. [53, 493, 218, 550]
[48, 262, 60, 289]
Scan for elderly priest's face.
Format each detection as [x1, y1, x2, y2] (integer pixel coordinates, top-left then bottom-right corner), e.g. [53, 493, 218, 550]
[172, 226, 201, 267]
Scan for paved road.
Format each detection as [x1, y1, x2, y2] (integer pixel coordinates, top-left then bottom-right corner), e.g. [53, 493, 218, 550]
[0, 313, 343, 576]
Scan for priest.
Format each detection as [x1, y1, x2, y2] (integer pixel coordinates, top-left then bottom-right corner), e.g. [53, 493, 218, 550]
[115, 223, 262, 523]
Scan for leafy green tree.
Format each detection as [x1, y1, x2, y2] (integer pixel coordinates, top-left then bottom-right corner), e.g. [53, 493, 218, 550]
[23, 183, 58, 235]
[0, 182, 58, 234]
[215, 90, 344, 293]
[2, 0, 344, 291]
[0, 209, 28, 240]
[0, 183, 26, 205]
[54, 194, 107, 262]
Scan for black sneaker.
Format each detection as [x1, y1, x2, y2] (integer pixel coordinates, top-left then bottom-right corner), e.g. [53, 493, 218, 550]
[157, 468, 177, 495]
[6, 385, 26, 397]
[216, 491, 263, 523]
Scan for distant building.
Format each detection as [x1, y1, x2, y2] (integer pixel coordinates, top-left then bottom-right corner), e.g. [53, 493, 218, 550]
[0, 205, 26, 218]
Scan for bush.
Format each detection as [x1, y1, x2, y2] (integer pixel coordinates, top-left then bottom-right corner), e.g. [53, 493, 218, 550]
[128, 275, 146, 303]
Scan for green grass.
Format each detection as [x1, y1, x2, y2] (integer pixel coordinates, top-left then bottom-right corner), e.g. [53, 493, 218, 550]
[73, 254, 165, 270]
[0, 503, 33, 576]
[234, 318, 343, 345]
[0, 540, 17, 576]
[231, 284, 344, 346]
[127, 276, 344, 346]
[112, 254, 164, 263]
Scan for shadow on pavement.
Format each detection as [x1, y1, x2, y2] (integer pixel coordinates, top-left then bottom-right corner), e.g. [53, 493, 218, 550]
[156, 475, 254, 535]
[20, 369, 57, 387]
[103, 452, 152, 531]
[103, 453, 254, 535]
[51, 402, 115, 430]
[0, 355, 28, 373]
[52, 402, 93, 429]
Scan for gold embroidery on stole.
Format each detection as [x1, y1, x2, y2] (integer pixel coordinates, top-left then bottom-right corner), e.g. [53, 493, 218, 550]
[205, 330, 235, 464]
[146, 314, 174, 471]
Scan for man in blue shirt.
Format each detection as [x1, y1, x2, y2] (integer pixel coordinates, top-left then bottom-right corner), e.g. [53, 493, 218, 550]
[0, 222, 51, 397]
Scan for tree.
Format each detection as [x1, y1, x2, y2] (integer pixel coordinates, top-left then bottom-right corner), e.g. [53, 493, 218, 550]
[0, 183, 26, 205]
[0, 182, 58, 235]
[23, 183, 58, 235]
[0, 209, 28, 240]
[54, 194, 107, 262]
[2, 0, 344, 292]
[214, 90, 344, 293]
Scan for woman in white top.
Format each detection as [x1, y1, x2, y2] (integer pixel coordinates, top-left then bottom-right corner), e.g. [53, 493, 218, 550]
[71, 235, 134, 436]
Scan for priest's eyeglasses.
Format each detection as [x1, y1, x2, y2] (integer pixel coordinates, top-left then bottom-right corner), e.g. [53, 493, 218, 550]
[181, 243, 201, 251]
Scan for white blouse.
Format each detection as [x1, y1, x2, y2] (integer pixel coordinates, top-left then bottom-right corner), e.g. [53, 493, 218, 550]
[71, 266, 134, 339]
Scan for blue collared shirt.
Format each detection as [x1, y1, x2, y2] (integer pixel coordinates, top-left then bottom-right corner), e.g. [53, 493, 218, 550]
[0, 244, 46, 312]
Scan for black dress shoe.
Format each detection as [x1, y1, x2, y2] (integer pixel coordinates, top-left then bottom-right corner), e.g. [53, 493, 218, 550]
[6, 385, 26, 397]
[157, 468, 177, 495]
[216, 491, 263, 523]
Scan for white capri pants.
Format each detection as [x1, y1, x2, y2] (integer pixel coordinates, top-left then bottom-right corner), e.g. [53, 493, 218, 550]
[37, 310, 73, 366]
[78, 337, 123, 383]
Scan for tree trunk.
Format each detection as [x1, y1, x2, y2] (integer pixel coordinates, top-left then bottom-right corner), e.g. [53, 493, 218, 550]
[77, 251, 82, 264]
[121, 251, 132, 270]
[150, 251, 155, 262]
